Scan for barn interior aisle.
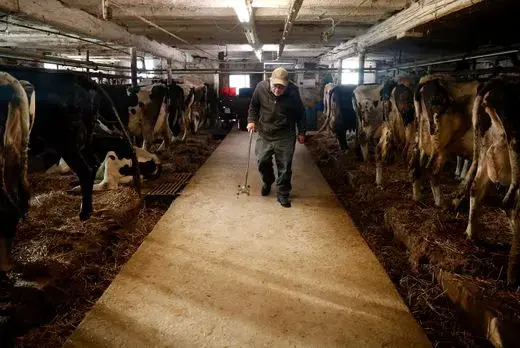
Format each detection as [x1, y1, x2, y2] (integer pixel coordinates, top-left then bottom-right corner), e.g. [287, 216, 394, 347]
[63, 130, 430, 347]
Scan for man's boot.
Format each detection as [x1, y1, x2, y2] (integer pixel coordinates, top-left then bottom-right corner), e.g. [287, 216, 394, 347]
[261, 183, 271, 196]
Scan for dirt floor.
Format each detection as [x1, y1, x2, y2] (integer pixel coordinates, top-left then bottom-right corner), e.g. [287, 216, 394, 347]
[306, 132, 520, 348]
[0, 131, 222, 348]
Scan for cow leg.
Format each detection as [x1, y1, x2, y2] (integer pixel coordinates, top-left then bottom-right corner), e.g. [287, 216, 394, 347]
[0, 220, 16, 272]
[62, 151, 94, 220]
[333, 122, 348, 153]
[375, 138, 384, 188]
[460, 159, 470, 180]
[508, 200, 520, 285]
[455, 156, 462, 179]
[358, 131, 369, 162]
[465, 165, 490, 239]
[452, 155, 479, 210]
[505, 140, 520, 285]
[181, 109, 191, 141]
[430, 153, 447, 207]
[410, 143, 423, 202]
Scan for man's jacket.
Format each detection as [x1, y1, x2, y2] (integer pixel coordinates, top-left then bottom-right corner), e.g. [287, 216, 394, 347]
[247, 80, 306, 141]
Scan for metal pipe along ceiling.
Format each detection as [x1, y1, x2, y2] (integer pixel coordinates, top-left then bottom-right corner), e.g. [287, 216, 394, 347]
[0, 17, 136, 57]
[380, 49, 520, 71]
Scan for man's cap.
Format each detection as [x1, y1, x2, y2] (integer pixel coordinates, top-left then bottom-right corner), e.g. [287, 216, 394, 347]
[271, 67, 289, 86]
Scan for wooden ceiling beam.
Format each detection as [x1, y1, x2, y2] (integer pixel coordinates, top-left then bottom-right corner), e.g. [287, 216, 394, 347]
[0, 0, 192, 62]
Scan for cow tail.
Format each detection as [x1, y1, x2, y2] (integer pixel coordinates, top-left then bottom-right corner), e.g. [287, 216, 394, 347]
[317, 87, 333, 134]
[409, 82, 425, 182]
[90, 82, 141, 197]
[0, 72, 31, 216]
[413, 82, 426, 166]
[454, 88, 483, 206]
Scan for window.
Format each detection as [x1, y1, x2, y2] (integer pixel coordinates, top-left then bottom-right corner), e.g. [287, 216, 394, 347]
[43, 63, 58, 70]
[341, 58, 359, 85]
[341, 57, 376, 85]
[137, 58, 155, 78]
[229, 74, 250, 95]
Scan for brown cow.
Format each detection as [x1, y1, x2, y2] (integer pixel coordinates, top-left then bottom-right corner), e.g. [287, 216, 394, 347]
[410, 74, 476, 207]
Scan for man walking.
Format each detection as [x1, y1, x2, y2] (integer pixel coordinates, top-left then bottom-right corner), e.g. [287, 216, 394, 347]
[247, 67, 306, 208]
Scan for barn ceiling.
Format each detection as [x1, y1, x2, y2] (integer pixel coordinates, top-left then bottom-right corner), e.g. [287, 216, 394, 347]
[0, 0, 409, 66]
[0, 0, 517, 70]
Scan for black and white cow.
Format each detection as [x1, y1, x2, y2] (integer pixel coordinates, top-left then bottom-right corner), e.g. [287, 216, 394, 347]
[457, 78, 520, 284]
[182, 85, 208, 140]
[127, 82, 185, 151]
[47, 130, 161, 191]
[0, 65, 139, 221]
[411, 74, 476, 207]
[353, 84, 385, 162]
[319, 82, 335, 134]
[375, 77, 417, 187]
[0, 72, 34, 271]
[323, 85, 358, 152]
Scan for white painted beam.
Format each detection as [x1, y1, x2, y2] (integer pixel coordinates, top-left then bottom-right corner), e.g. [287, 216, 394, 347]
[0, 0, 192, 62]
[320, 0, 486, 63]
[233, 0, 263, 61]
[278, 0, 304, 59]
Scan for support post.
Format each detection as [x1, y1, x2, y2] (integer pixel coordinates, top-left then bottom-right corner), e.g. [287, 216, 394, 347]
[86, 49, 90, 76]
[167, 58, 172, 84]
[358, 52, 365, 85]
[130, 47, 137, 88]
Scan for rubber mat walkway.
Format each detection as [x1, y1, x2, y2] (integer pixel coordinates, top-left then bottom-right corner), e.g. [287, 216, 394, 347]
[64, 130, 430, 348]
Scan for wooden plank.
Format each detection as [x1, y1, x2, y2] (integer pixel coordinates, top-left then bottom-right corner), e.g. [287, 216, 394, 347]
[0, 0, 192, 62]
[321, 0, 486, 63]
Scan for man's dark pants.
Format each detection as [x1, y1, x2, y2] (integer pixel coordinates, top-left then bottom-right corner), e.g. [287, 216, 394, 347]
[255, 135, 296, 200]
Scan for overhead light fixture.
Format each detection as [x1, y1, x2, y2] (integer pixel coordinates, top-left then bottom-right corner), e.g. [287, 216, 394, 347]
[244, 30, 256, 45]
[255, 49, 262, 62]
[233, 1, 250, 23]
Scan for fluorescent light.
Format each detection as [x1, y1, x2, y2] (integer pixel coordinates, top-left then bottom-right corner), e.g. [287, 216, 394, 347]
[254, 49, 262, 62]
[244, 30, 256, 45]
[233, 2, 250, 23]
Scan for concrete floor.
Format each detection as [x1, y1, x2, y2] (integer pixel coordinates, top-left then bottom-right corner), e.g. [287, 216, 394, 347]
[64, 130, 431, 348]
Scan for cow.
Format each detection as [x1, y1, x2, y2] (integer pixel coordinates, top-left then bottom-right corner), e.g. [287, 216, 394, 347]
[454, 79, 520, 285]
[0, 72, 34, 271]
[353, 84, 385, 162]
[375, 77, 418, 187]
[204, 82, 218, 128]
[321, 85, 358, 153]
[97, 83, 137, 136]
[410, 74, 476, 207]
[318, 82, 335, 133]
[47, 126, 161, 191]
[165, 82, 185, 142]
[0, 66, 139, 221]
[182, 85, 208, 140]
[127, 83, 172, 152]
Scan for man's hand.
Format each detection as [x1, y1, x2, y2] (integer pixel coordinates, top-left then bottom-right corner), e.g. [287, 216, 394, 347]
[298, 134, 306, 144]
[247, 122, 256, 133]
